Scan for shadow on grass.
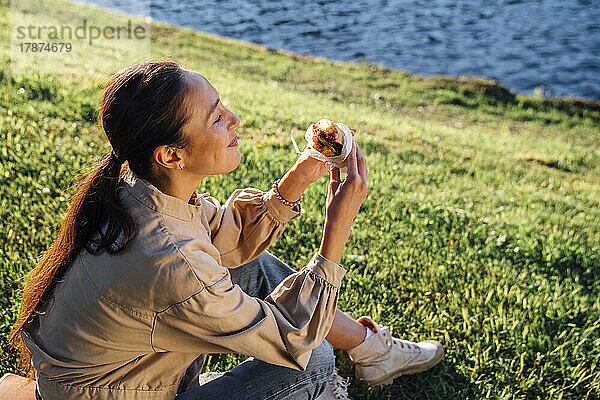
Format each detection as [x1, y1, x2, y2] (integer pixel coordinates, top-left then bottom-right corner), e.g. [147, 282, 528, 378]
[498, 235, 599, 297]
[428, 76, 600, 125]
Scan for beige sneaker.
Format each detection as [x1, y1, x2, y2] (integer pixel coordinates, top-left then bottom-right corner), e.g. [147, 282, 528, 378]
[346, 316, 444, 386]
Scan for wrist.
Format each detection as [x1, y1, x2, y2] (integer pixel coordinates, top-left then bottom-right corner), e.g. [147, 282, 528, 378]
[277, 167, 311, 203]
[323, 220, 352, 243]
[289, 163, 315, 185]
[319, 222, 351, 265]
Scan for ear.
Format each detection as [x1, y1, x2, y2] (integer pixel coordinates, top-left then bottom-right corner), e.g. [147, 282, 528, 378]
[153, 145, 183, 170]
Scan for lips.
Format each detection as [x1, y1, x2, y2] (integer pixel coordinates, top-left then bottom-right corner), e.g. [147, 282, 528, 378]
[228, 135, 238, 147]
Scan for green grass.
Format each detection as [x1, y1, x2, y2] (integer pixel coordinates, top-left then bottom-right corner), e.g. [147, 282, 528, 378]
[1, 1, 599, 398]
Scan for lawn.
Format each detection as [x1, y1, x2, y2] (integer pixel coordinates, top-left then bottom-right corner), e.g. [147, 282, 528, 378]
[1, 1, 599, 398]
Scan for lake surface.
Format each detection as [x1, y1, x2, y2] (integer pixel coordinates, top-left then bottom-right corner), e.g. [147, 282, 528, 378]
[82, 0, 600, 100]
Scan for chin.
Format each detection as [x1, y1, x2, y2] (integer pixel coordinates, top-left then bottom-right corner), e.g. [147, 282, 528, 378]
[225, 150, 241, 173]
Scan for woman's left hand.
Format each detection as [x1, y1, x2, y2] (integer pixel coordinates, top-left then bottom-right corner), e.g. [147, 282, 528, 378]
[292, 153, 330, 184]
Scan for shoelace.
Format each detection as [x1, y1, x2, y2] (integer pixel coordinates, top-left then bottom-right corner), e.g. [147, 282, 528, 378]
[393, 338, 421, 355]
[329, 368, 350, 400]
[379, 324, 422, 356]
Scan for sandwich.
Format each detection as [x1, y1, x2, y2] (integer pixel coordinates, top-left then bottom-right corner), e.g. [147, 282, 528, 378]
[305, 119, 346, 157]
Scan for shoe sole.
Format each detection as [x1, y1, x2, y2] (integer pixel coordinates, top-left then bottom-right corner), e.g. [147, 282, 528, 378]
[365, 341, 445, 386]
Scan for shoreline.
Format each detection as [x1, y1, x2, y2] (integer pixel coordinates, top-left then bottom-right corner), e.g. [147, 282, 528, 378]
[13, 0, 600, 106]
[165, 18, 600, 107]
[76, 0, 600, 102]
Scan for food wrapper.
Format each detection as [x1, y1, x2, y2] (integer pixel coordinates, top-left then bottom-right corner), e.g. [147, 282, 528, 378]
[290, 122, 354, 171]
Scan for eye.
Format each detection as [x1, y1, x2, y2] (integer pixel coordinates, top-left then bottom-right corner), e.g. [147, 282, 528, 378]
[213, 114, 222, 125]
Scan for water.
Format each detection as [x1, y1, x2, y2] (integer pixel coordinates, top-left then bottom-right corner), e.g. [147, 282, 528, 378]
[82, 0, 600, 100]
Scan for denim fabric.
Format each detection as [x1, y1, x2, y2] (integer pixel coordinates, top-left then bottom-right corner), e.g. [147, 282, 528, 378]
[175, 251, 335, 400]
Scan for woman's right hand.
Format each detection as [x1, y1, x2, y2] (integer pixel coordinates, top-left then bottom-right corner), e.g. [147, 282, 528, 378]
[319, 142, 368, 265]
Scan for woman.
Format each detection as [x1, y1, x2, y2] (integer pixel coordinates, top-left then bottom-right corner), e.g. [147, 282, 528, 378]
[10, 61, 443, 400]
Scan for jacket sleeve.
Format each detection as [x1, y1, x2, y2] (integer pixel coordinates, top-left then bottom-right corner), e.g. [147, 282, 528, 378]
[151, 252, 346, 371]
[198, 188, 301, 268]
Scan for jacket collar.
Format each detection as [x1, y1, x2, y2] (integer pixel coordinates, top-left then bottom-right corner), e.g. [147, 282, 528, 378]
[121, 166, 202, 221]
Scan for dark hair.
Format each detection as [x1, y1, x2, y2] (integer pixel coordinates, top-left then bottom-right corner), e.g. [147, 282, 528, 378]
[10, 60, 193, 377]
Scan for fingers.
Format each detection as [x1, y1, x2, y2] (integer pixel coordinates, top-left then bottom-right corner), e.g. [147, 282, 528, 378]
[330, 167, 341, 183]
[346, 141, 358, 176]
[355, 144, 367, 183]
[329, 167, 341, 193]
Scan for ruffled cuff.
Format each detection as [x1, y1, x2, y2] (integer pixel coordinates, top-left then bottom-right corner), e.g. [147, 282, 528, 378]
[305, 252, 346, 288]
[263, 188, 302, 224]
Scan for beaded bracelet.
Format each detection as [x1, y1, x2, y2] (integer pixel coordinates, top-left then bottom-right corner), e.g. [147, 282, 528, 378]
[272, 179, 303, 209]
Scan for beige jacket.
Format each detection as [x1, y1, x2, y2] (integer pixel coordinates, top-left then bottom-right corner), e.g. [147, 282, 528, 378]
[23, 166, 346, 400]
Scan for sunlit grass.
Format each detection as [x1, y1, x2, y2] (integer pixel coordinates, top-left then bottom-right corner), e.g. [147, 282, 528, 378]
[1, 1, 599, 399]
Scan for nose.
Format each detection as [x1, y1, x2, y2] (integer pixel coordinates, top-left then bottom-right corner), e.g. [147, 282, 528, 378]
[228, 110, 240, 129]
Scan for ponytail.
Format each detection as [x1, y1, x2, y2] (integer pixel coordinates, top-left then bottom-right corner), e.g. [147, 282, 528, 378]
[9, 151, 136, 377]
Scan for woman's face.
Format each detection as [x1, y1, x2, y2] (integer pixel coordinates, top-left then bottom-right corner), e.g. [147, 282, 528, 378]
[180, 72, 241, 178]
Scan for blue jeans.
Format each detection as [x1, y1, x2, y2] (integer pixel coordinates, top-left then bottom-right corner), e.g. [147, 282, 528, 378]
[174, 251, 335, 400]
